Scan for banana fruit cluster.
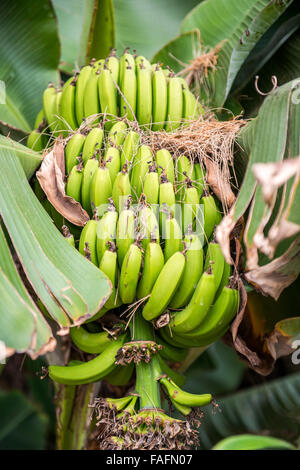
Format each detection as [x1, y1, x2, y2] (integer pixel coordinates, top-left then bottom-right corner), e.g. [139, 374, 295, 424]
[30, 49, 239, 447]
[63, 123, 238, 342]
[46, 123, 239, 390]
[27, 50, 204, 151]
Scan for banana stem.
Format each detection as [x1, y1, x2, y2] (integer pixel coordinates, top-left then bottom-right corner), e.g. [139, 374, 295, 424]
[131, 311, 162, 410]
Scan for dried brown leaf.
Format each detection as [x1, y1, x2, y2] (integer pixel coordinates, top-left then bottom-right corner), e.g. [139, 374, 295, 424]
[244, 236, 300, 300]
[36, 140, 89, 227]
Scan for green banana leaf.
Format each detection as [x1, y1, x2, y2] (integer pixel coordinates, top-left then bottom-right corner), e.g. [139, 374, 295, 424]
[232, 3, 300, 97]
[212, 434, 296, 450]
[153, 0, 293, 107]
[0, 144, 111, 331]
[0, 390, 48, 450]
[182, 341, 246, 396]
[0, 224, 54, 357]
[114, 0, 200, 58]
[152, 30, 201, 74]
[52, 0, 115, 74]
[239, 27, 300, 118]
[198, 371, 300, 449]
[0, 135, 42, 180]
[218, 80, 300, 295]
[0, 0, 60, 132]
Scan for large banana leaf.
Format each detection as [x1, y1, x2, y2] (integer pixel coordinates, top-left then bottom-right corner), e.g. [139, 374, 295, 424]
[0, 390, 48, 450]
[0, 0, 60, 132]
[114, 0, 200, 58]
[153, 0, 293, 107]
[52, 0, 115, 74]
[0, 225, 54, 358]
[198, 371, 300, 449]
[0, 135, 42, 180]
[0, 145, 111, 332]
[232, 3, 300, 97]
[217, 80, 300, 283]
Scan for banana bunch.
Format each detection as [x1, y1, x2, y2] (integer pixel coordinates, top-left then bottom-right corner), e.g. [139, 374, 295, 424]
[28, 50, 204, 144]
[46, 131, 238, 391]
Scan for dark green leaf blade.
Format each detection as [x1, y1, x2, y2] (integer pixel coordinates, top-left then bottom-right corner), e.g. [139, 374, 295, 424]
[0, 146, 111, 328]
[0, 0, 60, 131]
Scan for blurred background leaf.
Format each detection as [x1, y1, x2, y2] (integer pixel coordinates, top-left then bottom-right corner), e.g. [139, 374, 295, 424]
[0, 0, 60, 133]
[113, 0, 201, 58]
[198, 371, 300, 449]
[0, 390, 48, 450]
[212, 434, 296, 450]
[52, 0, 115, 74]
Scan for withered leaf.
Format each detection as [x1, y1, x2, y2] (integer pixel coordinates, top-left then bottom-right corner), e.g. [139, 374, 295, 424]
[36, 140, 89, 226]
[245, 236, 300, 300]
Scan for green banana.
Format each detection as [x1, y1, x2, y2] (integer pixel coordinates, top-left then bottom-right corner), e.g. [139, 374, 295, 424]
[142, 251, 186, 321]
[65, 161, 83, 202]
[176, 155, 195, 202]
[136, 58, 152, 127]
[169, 270, 216, 334]
[34, 108, 45, 129]
[106, 51, 119, 83]
[104, 146, 121, 183]
[99, 241, 120, 310]
[119, 242, 142, 304]
[216, 258, 232, 298]
[182, 178, 200, 234]
[59, 76, 78, 134]
[81, 157, 99, 216]
[170, 233, 203, 309]
[156, 336, 188, 363]
[108, 121, 128, 148]
[119, 53, 136, 120]
[42, 84, 58, 134]
[163, 215, 182, 262]
[104, 363, 134, 387]
[159, 173, 176, 231]
[81, 126, 104, 165]
[78, 219, 98, 265]
[96, 205, 118, 263]
[169, 397, 192, 417]
[111, 163, 132, 212]
[49, 333, 127, 385]
[175, 286, 238, 343]
[204, 241, 225, 292]
[142, 164, 159, 205]
[65, 132, 86, 174]
[75, 64, 93, 125]
[120, 130, 140, 169]
[137, 241, 164, 299]
[152, 64, 167, 131]
[155, 149, 175, 185]
[138, 204, 160, 251]
[201, 192, 218, 242]
[179, 77, 202, 122]
[83, 70, 101, 124]
[98, 63, 118, 128]
[160, 376, 212, 408]
[130, 144, 153, 199]
[194, 162, 206, 198]
[27, 128, 45, 152]
[165, 76, 183, 132]
[70, 325, 118, 354]
[116, 202, 136, 266]
[90, 163, 112, 214]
